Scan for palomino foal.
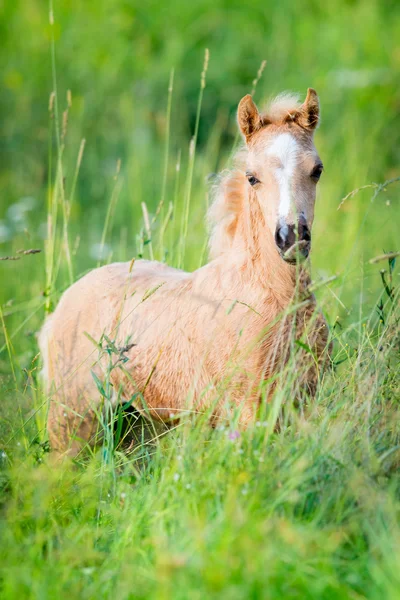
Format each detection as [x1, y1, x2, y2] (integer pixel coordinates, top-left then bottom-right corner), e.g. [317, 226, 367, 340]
[40, 88, 331, 456]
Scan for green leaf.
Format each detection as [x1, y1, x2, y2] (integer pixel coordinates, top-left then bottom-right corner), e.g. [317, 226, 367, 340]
[91, 370, 106, 398]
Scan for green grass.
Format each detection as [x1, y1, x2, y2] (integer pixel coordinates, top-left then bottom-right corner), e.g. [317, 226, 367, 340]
[1, 0, 400, 598]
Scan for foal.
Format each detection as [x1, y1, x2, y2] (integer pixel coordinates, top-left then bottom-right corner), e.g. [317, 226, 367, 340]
[40, 88, 331, 456]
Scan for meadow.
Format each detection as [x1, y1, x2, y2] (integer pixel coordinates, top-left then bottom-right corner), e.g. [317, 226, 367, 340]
[0, 0, 400, 598]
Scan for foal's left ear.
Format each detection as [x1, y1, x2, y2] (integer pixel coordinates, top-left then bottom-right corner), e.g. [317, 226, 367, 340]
[294, 88, 320, 131]
[237, 95, 263, 141]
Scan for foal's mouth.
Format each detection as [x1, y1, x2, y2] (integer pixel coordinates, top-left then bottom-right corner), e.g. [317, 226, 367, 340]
[281, 240, 311, 264]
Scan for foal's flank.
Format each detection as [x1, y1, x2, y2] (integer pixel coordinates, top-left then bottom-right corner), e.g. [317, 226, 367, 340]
[40, 89, 331, 457]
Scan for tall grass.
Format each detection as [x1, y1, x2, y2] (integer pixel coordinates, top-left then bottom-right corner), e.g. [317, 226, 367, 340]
[0, 1, 400, 597]
[0, 285, 399, 598]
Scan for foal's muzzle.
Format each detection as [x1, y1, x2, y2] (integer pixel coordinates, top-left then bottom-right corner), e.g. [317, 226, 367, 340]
[275, 218, 311, 263]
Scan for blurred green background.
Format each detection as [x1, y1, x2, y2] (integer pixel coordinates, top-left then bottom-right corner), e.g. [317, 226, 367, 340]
[0, 6, 399, 597]
[0, 0, 399, 359]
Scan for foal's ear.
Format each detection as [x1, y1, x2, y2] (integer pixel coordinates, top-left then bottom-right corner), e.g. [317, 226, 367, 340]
[294, 88, 320, 131]
[238, 95, 262, 140]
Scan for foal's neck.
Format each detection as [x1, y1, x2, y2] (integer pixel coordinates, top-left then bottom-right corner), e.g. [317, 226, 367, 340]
[227, 188, 308, 306]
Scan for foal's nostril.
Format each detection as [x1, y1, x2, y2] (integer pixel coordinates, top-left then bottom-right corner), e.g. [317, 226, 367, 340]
[275, 225, 285, 251]
[298, 220, 311, 243]
[275, 224, 295, 252]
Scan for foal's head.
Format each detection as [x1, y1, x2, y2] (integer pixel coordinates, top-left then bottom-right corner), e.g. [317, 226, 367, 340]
[238, 89, 322, 263]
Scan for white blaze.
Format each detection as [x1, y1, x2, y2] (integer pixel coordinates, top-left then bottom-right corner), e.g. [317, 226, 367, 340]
[266, 133, 298, 218]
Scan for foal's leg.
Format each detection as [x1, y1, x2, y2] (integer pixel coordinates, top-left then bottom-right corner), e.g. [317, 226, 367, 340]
[40, 318, 105, 458]
[214, 393, 260, 429]
[47, 390, 102, 458]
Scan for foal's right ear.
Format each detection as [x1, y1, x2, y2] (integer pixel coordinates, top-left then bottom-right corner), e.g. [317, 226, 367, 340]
[295, 88, 320, 131]
[237, 95, 262, 141]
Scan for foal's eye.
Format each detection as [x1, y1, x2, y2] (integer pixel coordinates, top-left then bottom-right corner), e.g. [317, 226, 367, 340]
[246, 173, 260, 186]
[311, 163, 323, 182]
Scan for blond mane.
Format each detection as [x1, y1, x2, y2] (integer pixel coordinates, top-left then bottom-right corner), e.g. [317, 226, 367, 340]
[208, 93, 302, 258]
[207, 150, 246, 259]
[261, 92, 302, 124]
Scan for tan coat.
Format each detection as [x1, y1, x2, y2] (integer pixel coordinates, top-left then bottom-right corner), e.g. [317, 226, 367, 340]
[39, 89, 331, 455]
